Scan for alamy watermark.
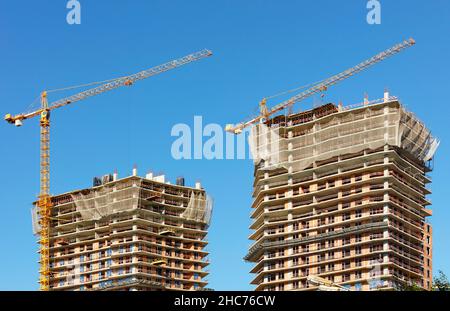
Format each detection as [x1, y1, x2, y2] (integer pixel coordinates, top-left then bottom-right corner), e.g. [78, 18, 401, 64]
[367, 0, 381, 24]
[64, 1, 380, 26]
[170, 116, 281, 163]
[66, 0, 81, 25]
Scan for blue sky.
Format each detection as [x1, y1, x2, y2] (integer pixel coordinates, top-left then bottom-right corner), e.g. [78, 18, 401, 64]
[0, 0, 449, 290]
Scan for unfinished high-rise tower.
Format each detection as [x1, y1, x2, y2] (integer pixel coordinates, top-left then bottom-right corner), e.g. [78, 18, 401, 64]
[246, 93, 438, 291]
[32, 170, 212, 291]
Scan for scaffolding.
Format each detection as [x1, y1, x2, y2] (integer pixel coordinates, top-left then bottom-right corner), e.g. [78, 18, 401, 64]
[37, 177, 214, 226]
[70, 180, 142, 221]
[399, 108, 440, 162]
[30, 175, 211, 291]
[181, 192, 213, 225]
[31, 206, 41, 235]
[248, 98, 439, 172]
[248, 123, 286, 171]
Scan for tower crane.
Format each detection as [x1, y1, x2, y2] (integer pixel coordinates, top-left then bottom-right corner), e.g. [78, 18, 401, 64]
[225, 38, 415, 134]
[4, 49, 212, 290]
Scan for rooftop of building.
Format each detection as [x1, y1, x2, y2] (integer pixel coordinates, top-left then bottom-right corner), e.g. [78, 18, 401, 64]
[257, 93, 439, 168]
[266, 93, 401, 127]
[34, 168, 205, 204]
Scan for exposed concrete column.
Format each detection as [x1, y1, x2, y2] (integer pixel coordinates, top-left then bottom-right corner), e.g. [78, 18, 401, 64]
[288, 166, 293, 174]
[287, 201, 293, 210]
[287, 188, 293, 198]
[384, 90, 390, 102]
[288, 154, 293, 162]
[383, 240, 389, 252]
[383, 192, 389, 205]
[312, 124, 317, 156]
[383, 203, 389, 215]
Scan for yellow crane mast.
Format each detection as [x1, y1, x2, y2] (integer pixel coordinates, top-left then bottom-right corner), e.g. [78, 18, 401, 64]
[225, 38, 415, 134]
[4, 49, 212, 290]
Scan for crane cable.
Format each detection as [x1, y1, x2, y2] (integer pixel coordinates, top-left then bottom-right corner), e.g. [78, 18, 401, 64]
[24, 94, 42, 115]
[22, 74, 129, 114]
[45, 75, 127, 94]
[264, 78, 327, 101]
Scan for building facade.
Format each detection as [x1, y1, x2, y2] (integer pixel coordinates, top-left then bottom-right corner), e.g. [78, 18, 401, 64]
[246, 94, 438, 291]
[33, 171, 212, 291]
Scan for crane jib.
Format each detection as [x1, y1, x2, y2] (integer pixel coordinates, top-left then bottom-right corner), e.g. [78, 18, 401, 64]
[5, 49, 213, 123]
[3, 48, 213, 290]
[225, 39, 414, 134]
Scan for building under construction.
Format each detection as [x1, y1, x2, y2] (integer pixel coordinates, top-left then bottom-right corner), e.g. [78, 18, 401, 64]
[32, 169, 212, 291]
[246, 92, 438, 291]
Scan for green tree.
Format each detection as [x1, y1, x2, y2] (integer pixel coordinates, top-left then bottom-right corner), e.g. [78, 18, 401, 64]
[398, 282, 425, 291]
[433, 270, 450, 291]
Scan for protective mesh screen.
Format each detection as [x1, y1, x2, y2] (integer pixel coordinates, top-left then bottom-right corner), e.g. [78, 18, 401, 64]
[249, 100, 438, 172]
[181, 192, 213, 225]
[71, 180, 142, 221]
